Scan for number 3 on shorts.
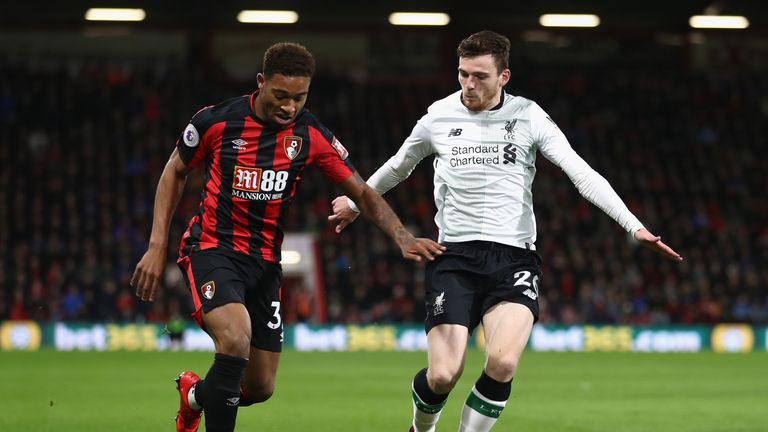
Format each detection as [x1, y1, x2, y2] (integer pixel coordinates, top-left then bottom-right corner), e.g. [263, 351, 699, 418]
[267, 301, 282, 329]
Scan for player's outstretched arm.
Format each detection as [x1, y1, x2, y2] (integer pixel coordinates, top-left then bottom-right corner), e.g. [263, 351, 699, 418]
[336, 173, 445, 262]
[633, 228, 683, 262]
[131, 149, 193, 301]
[328, 195, 360, 233]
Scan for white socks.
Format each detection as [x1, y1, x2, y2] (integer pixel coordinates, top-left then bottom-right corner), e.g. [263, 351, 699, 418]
[458, 386, 507, 432]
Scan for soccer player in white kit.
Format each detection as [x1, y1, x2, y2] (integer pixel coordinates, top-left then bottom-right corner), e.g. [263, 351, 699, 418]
[329, 30, 683, 432]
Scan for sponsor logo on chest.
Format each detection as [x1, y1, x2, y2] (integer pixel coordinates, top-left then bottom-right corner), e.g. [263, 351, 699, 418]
[232, 165, 289, 201]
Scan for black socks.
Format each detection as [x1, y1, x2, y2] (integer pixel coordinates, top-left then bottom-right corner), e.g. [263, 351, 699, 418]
[195, 353, 248, 432]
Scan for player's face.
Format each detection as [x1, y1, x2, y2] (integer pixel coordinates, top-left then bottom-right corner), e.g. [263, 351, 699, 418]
[457, 54, 510, 112]
[254, 73, 311, 127]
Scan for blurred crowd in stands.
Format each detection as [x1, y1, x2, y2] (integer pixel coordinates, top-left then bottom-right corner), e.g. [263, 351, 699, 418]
[1, 54, 766, 326]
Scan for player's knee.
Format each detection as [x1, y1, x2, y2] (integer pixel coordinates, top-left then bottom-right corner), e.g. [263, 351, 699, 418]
[428, 365, 462, 392]
[485, 354, 519, 381]
[242, 380, 275, 403]
[214, 328, 251, 357]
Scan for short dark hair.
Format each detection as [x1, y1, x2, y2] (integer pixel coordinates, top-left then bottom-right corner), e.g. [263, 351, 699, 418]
[456, 30, 510, 72]
[262, 42, 316, 78]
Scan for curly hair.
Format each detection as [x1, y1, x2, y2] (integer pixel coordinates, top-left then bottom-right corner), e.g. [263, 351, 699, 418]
[263, 42, 316, 78]
[456, 30, 510, 73]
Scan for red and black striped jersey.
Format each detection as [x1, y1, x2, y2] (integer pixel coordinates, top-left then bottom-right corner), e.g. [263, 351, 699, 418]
[176, 92, 355, 263]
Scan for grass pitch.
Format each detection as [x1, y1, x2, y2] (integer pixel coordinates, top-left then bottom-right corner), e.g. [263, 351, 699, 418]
[2, 350, 765, 431]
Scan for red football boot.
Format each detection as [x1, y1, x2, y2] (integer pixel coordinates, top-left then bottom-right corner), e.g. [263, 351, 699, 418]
[174, 371, 202, 432]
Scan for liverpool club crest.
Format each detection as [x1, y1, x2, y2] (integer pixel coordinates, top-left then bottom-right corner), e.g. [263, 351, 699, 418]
[283, 136, 302, 160]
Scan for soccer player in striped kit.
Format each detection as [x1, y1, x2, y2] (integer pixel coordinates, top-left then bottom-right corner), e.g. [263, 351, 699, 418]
[329, 30, 683, 432]
[131, 42, 445, 432]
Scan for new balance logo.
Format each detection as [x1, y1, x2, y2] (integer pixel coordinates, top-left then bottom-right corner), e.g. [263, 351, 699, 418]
[523, 288, 538, 300]
[447, 128, 463, 137]
[232, 139, 247, 150]
[503, 144, 517, 165]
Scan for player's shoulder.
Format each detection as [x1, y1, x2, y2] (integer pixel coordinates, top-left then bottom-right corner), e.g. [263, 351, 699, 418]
[426, 90, 464, 115]
[191, 95, 250, 129]
[294, 108, 321, 129]
[294, 109, 334, 141]
[193, 95, 250, 123]
[502, 93, 538, 113]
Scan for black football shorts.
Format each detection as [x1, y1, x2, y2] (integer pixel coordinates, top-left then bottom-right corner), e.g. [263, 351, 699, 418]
[423, 241, 542, 333]
[178, 249, 283, 352]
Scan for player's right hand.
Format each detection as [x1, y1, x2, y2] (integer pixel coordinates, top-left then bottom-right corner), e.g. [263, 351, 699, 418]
[399, 237, 446, 262]
[130, 246, 166, 302]
[328, 196, 360, 233]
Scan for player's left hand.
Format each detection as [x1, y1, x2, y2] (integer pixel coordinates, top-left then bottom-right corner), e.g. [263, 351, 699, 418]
[634, 228, 683, 261]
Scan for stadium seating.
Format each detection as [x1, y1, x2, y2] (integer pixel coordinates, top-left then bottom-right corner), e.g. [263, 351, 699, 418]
[1, 58, 765, 325]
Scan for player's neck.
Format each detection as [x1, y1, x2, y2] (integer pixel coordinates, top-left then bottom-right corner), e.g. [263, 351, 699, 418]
[250, 92, 267, 121]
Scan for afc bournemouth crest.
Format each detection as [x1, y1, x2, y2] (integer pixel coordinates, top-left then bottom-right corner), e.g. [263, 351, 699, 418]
[201, 281, 216, 300]
[283, 136, 302, 160]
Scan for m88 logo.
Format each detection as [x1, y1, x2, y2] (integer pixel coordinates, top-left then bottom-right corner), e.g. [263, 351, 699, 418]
[233, 166, 289, 192]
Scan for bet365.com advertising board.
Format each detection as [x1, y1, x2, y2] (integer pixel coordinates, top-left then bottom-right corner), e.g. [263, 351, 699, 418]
[1, 321, 766, 353]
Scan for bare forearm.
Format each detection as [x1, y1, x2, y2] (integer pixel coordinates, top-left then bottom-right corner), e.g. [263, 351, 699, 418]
[355, 187, 412, 245]
[148, 165, 187, 249]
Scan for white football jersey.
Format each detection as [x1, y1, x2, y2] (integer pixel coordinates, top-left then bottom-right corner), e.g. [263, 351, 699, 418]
[363, 90, 643, 249]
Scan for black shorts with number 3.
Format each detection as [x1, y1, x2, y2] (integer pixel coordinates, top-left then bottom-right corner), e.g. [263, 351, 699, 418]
[423, 241, 542, 333]
[177, 249, 283, 352]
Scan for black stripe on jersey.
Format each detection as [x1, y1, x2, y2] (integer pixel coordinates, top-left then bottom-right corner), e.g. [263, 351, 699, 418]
[215, 119, 246, 251]
[274, 122, 311, 251]
[247, 129, 278, 255]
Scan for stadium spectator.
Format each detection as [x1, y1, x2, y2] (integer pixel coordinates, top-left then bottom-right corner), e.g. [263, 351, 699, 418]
[0, 39, 765, 331]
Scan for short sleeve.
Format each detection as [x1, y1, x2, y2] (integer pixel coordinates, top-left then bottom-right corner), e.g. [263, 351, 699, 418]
[176, 106, 217, 169]
[307, 123, 357, 183]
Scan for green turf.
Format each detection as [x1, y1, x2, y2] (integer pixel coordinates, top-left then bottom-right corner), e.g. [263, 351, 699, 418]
[1, 350, 766, 431]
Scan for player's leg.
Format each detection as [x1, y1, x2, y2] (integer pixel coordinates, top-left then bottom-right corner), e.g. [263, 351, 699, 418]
[239, 256, 284, 407]
[458, 302, 533, 432]
[411, 324, 469, 432]
[240, 347, 280, 405]
[193, 303, 251, 432]
[176, 252, 251, 432]
[411, 244, 483, 432]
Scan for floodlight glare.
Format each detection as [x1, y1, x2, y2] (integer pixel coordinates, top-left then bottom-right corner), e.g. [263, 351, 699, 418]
[238, 10, 299, 24]
[281, 251, 302, 265]
[689, 15, 749, 29]
[85, 8, 146, 22]
[389, 12, 450, 26]
[539, 14, 600, 28]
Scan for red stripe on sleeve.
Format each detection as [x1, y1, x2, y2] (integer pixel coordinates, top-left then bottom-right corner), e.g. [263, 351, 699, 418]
[307, 126, 355, 183]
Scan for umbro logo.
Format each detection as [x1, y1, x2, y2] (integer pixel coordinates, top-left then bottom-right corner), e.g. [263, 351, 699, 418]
[232, 139, 247, 150]
[447, 128, 463, 137]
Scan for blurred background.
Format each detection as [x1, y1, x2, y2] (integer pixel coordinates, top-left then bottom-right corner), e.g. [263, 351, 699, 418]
[1, 0, 766, 334]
